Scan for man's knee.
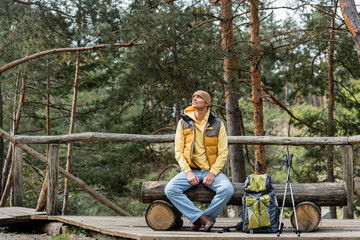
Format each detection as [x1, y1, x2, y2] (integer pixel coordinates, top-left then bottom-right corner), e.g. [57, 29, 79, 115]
[227, 184, 235, 197]
[219, 183, 234, 198]
[165, 182, 180, 197]
[164, 184, 172, 197]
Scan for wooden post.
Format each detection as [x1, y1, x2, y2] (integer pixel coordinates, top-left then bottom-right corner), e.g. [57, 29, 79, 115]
[342, 144, 354, 219]
[47, 144, 59, 215]
[13, 146, 23, 206]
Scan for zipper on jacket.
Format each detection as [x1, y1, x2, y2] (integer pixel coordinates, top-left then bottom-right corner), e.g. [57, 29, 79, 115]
[190, 122, 201, 170]
[203, 121, 211, 169]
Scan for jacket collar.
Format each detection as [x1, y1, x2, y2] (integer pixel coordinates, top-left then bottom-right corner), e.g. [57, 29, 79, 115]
[182, 107, 216, 127]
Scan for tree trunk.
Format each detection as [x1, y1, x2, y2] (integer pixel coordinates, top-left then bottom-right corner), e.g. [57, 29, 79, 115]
[10, 72, 26, 205]
[175, 89, 181, 123]
[285, 81, 288, 106]
[313, 95, 317, 108]
[170, 2, 181, 124]
[250, 0, 265, 174]
[340, 0, 360, 61]
[46, 58, 51, 157]
[1, 145, 13, 195]
[36, 175, 48, 211]
[319, 96, 323, 109]
[62, 51, 80, 215]
[63, 0, 82, 215]
[2, 68, 25, 197]
[1, 68, 21, 193]
[0, 82, 3, 197]
[36, 60, 52, 212]
[220, 0, 246, 183]
[0, 153, 15, 207]
[328, 0, 338, 219]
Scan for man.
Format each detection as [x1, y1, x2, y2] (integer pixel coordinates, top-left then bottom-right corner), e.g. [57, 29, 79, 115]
[165, 90, 234, 232]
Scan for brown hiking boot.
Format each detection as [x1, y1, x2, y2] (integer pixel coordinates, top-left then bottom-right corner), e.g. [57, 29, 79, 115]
[190, 219, 200, 231]
[199, 214, 215, 232]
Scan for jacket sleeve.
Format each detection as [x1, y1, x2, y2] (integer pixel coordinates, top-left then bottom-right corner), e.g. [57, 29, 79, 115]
[209, 121, 228, 176]
[175, 120, 192, 173]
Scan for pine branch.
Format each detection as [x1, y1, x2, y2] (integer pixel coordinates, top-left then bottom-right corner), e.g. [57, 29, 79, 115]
[12, 0, 35, 5]
[0, 38, 139, 74]
[182, 19, 218, 37]
[149, 0, 175, 9]
[261, 87, 300, 121]
[335, 80, 360, 105]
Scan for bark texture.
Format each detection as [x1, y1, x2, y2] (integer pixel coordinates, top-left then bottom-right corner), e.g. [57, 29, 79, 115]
[327, 0, 338, 219]
[0, 82, 3, 196]
[250, 0, 265, 174]
[340, 0, 360, 61]
[62, 51, 80, 215]
[220, 0, 245, 183]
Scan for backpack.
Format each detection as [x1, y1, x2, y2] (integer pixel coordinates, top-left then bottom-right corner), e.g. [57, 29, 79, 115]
[241, 173, 280, 233]
[218, 173, 281, 234]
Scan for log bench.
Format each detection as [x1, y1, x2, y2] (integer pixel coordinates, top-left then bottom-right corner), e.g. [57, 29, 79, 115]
[141, 181, 348, 231]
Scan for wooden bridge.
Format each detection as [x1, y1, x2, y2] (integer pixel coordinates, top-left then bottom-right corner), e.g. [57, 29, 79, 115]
[0, 127, 359, 238]
[1, 207, 360, 239]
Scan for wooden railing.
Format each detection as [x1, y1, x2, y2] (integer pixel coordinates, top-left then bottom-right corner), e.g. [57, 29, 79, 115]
[13, 133, 360, 145]
[0, 128, 358, 219]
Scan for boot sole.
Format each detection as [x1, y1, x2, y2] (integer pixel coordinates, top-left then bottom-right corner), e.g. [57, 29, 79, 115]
[204, 220, 215, 232]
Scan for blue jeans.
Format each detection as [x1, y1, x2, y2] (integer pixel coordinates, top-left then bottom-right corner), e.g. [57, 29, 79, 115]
[164, 170, 234, 223]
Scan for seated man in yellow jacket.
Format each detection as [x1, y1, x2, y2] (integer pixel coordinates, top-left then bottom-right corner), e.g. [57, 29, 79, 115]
[165, 90, 234, 232]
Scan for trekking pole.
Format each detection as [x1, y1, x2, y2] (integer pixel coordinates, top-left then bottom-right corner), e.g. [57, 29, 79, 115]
[288, 154, 300, 237]
[277, 154, 289, 237]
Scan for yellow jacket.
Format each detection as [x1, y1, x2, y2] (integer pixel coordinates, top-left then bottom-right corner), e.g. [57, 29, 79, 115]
[175, 106, 228, 176]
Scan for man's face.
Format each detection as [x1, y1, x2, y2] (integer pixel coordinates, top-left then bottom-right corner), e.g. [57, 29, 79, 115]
[192, 94, 208, 109]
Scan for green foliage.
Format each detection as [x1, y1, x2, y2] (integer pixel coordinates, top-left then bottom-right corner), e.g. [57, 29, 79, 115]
[50, 235, 69, 240]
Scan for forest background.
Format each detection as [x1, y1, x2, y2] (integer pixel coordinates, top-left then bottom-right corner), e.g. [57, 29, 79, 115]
[0, 0, 360, 219]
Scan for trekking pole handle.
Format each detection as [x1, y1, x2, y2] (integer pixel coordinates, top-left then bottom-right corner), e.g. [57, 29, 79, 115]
[283, 154, 289, 168]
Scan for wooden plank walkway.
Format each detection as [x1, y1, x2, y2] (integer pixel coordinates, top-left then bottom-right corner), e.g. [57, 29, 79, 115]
[0, 207, 46, 225]
[1, 207, 360, 239]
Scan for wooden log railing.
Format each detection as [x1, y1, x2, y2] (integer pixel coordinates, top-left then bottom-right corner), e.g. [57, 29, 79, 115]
[0, 127, 358, 219]
[13, 133, 360, 145]
[0, 128, 131, 216]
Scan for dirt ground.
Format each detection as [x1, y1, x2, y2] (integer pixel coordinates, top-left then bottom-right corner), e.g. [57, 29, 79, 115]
[0, 233, 51, 240]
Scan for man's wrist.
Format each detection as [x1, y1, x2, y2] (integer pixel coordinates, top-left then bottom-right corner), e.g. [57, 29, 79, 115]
[185, 169, 192, 174]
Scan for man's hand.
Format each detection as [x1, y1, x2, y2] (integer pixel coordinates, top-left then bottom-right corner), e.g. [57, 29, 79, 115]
[203, 172, 215, 186]
[186, 171, 200, 185]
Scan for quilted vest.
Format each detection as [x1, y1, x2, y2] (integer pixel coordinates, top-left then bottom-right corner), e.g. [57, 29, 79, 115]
[180, 111, 222, 170]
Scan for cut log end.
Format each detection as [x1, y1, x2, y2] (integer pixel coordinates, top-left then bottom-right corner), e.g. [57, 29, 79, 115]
[291, 201, 321, 232]
[145, 200, 182, 231]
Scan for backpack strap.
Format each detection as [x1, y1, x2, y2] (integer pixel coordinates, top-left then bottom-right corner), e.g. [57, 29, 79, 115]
[218, 221, 243, 233]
